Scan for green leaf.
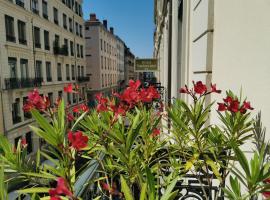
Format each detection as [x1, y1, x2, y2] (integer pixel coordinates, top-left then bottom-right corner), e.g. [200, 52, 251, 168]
[233, 146, 251, 178]
[18, 187, 50, 193]
[139, 183, 147, 200]
[160, 177, 178, 200]
[120, 176, 134, 200]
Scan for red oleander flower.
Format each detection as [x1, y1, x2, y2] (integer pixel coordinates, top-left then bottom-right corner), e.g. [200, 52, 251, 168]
[21, 138, 27, 148]
[68, 131, 88, 151]
[242, 101, 254, 110]
[129, 80, 141, 90]
[101, 182, 111, 192]
[217, 103, 227, 111]
[23, 89, 49, 112]
[211, 84, 221, 94]
[73, 106, 79, 113]
[179, 87, 188, 93]
[64, 84, 73, 93]
[228, 100, 239, 113]
[49, 177, 73, 199]
[193, 81, 207, 95]
[263, 178, 270, 198]
[67, 113, 74, 121]
[151, 128, 160, 137]
[223, 96, 233, 104]
[96, 93, 108, 112]
[80, 104, 89, 112]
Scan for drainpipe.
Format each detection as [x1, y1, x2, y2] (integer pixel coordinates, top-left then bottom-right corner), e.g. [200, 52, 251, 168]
[167, 0, 172, 106]
[171, 0, 179, 99]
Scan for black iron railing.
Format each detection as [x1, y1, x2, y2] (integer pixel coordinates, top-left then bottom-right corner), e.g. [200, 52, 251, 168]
[5, 78, 43, 90]
[53, 43, 68, 56]
[77, 77, 90, 82]
[16, 0, 24, 8]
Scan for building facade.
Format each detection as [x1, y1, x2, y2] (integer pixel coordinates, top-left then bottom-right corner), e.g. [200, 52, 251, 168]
[0, 0, 88, 153]
[154, 0, 270, 135]
[85, 14, 125, 101]
[124, 46, 136, 85]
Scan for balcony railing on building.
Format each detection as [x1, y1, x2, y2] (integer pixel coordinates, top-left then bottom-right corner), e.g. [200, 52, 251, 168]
[16, 0, 24, 8]
[77, 76, 90, 83]
[53, 42, 69, 56]
[32, 8, 39, 15]
[5, 77, 43, 90]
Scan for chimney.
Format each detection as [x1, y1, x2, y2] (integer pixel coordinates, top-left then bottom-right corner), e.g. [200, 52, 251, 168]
[110, 27, 114, 35]
[90, 13, 96, 21]
[103, 20, 107, 29]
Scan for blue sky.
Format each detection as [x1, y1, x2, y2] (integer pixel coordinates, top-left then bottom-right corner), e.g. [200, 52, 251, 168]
[83, 0, 154, 58]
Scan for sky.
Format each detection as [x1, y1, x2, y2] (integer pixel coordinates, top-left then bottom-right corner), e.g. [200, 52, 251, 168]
[83, 0, 154, 58]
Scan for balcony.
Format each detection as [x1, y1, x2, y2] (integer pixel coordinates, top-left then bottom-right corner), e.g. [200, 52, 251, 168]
[47, 77, 52, 82]
[19, 38, 27, 45]
[53, 44, 68, 56]
[5, 78, 43, 90]
[58, 77, 62, 81]
[45, 45, 50, 51]
[32, 8, 39, 15]
[77, 76, 90, 83]
[16, 0, 24, 8]
[6, 35, 16, 42]
[35, 43, 41, 48]
[43, 13, 48, 19]
[54, 19, 59, 25]
[12, 116, 22, 124]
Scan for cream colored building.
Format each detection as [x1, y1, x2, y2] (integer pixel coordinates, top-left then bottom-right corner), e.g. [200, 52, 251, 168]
[85, 14, 125, 101]
[154, 0, 270, 136]
[124, 46, 136, 85]
[0, 0, 88, 153]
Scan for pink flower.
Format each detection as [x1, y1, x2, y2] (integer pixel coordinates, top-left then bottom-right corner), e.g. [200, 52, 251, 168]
[49, 177, 73, 199]
[217, 103, 227, 111]
[68, 131, 88, 151]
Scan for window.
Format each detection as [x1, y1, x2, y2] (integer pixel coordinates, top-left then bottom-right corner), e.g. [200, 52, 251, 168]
[67, 92, 71, 104]
[66, 0, 71, 8]
[81, 66, 84, 77]
[34, 27, 41, 48]
[32, 0, 39, 14]
[44, 30, 50, 50]
[101, 56, 103, 69]
[18, 20, 26, 45]
[70, 41, 74, 56]
[57, 63, 62, 81]
[72, 93, 76, 104]
[25, 132, 33, 154]
[77, 66, 80, 78]
[53, 7, 58, 24]
[77, 44, 80, 57]
[48, 92, 53, 107]
[12, 98, 21, 124]
[46, 62, 52, 82]
[78, 4, 82, 16]
[35, 61, 42, 79]
[75, 22, 78, 35]
[104, 41, 106, 52]
[102, 74, 104, 87]
[5, 15, 15, 42]
[75, 1, 78, 14]
[58, 91, 63, 99]
[42, 0, 48, 19]
[80, 45, 84, 58]
[9, 57, 17, 78]
[23, 97, 32, 119]
[71, 65, 75, 80]
[79, 25, 82, 37]
[66, 64, 70, 80]
[20, 59, 28, 79]
[69, 18, 73, 32]
[54, 34, 60, 47]
[100, 39, 103, 51]
[63, 14, 67, 29]
[104, 57, 106, 69]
